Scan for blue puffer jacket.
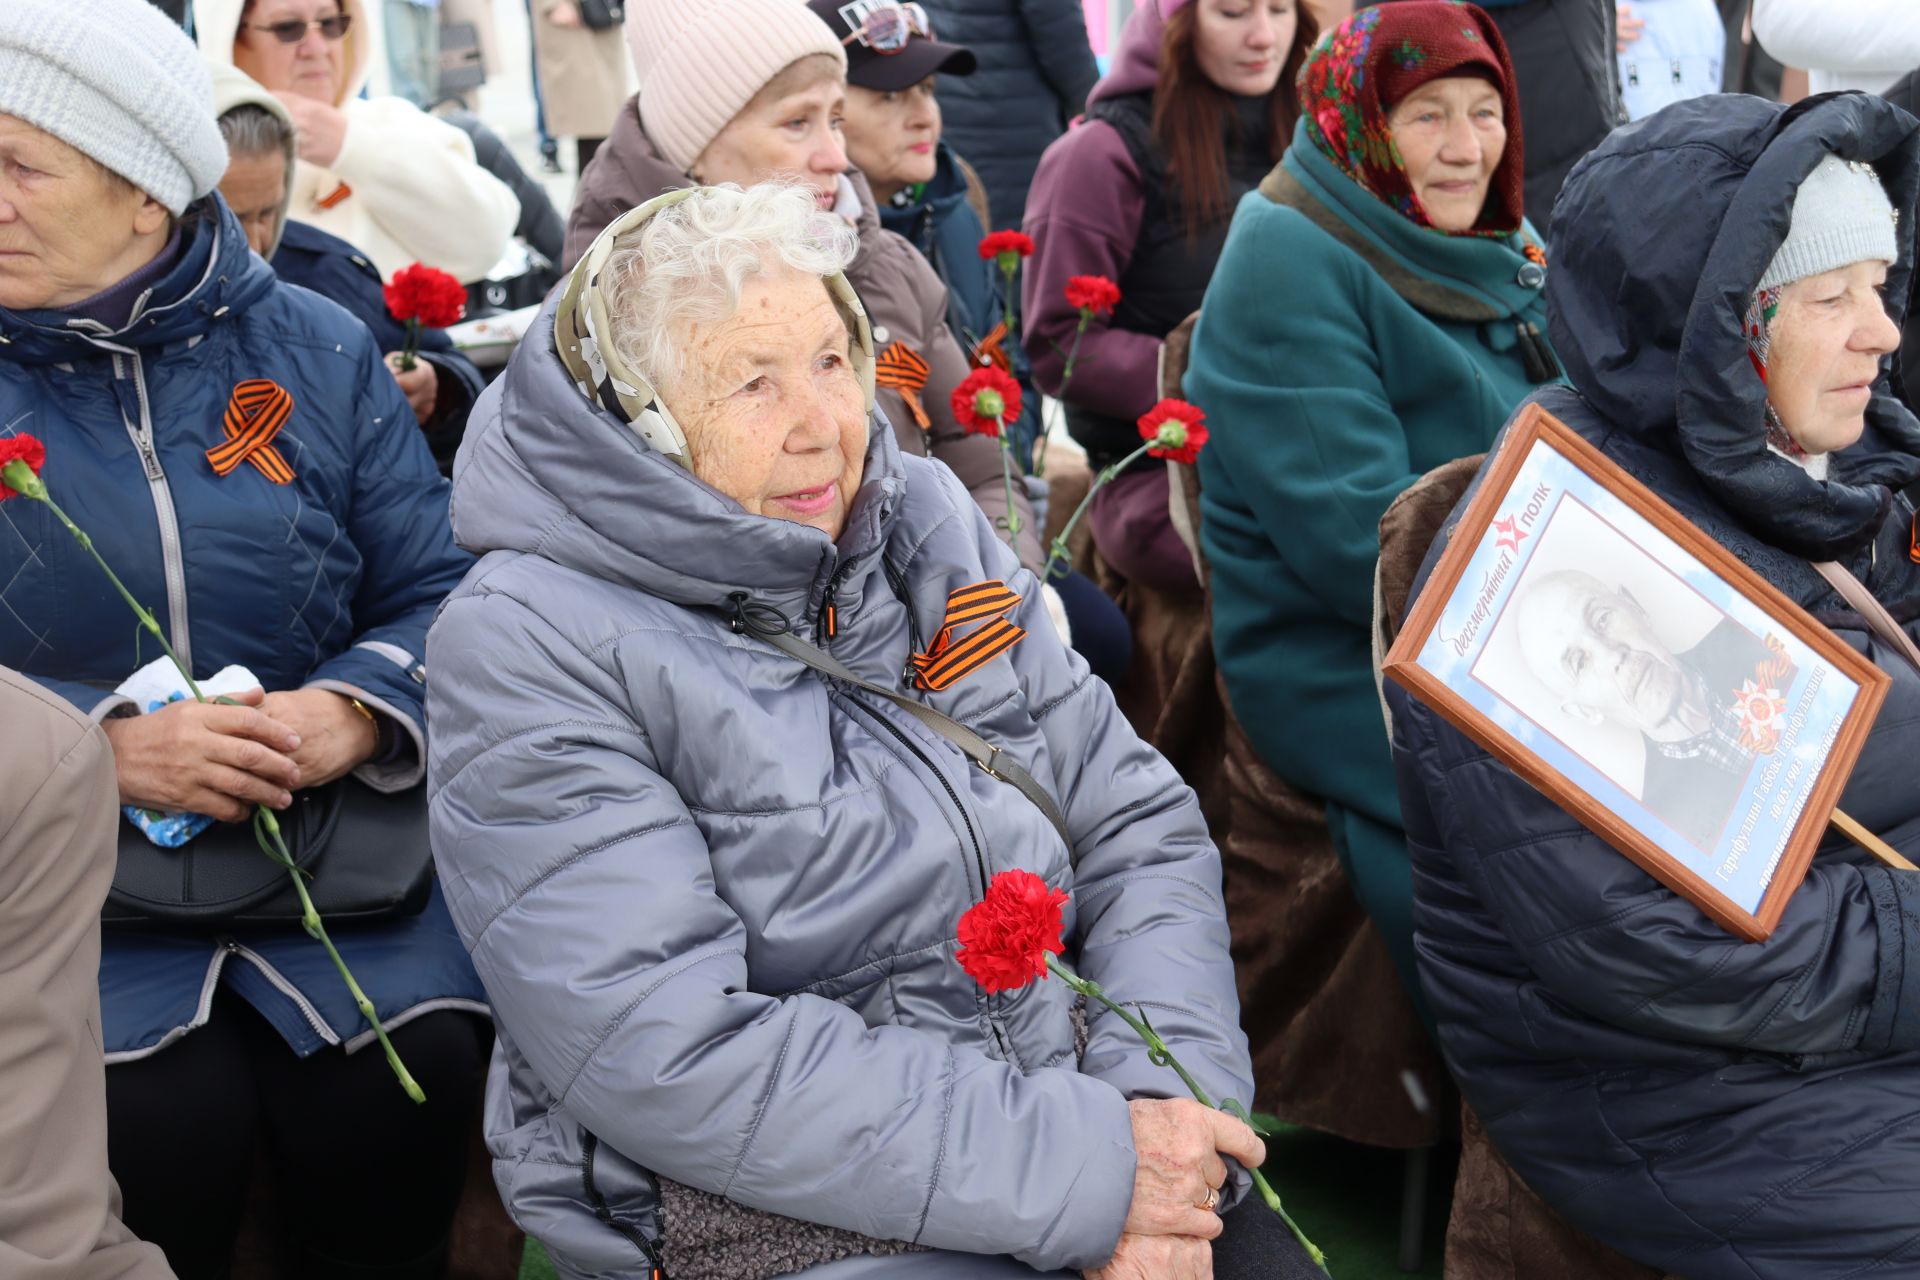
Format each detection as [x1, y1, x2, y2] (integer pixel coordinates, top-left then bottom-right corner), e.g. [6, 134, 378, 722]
[919, 0, 1099, 229]
[0, 198, 486, 1060]
[1388, 94, 1920, 1277]
[272, 219, 488, 468]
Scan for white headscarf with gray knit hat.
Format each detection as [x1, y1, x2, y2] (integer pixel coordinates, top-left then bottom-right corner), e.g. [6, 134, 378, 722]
[0, 0, 228, 216]
[623, 0, 847, 175]
[1747, 152, 1901, 480]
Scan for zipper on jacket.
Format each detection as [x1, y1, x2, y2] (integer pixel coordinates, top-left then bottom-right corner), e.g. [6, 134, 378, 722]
[220, 937, 336, 1045]
[815, 565, 850, 646]
[580, 1129, 665, 1271]
[114, 351, 195, 673]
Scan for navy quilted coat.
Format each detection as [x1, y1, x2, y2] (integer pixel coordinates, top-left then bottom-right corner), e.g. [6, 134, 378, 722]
[0, 198, 484, 1060]
[425, 296, 1252, 1277]
[1387, 94, 1920, 1278]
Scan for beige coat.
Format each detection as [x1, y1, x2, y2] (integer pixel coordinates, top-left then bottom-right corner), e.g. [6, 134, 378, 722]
[532, 3, 631, 140]
[0, 669, 173, 1280]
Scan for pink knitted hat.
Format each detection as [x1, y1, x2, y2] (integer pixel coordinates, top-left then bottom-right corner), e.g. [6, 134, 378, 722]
[625, 0, 847, 174]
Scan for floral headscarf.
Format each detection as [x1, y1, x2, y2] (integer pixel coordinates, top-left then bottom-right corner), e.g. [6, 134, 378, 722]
[1297, 1, 1526, 236]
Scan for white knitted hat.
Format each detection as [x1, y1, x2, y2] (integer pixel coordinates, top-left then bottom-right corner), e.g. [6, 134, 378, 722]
[1757, 153, 1901, 292]
[625, 0, 846, 175]
[0, 0, 227, 216]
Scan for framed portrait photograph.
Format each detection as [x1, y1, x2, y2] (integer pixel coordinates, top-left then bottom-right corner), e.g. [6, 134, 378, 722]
[1384, 406, 1891, 942]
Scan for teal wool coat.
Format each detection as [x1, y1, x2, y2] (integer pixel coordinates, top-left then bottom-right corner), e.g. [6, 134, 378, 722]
[1185, 126, 1562, 1010]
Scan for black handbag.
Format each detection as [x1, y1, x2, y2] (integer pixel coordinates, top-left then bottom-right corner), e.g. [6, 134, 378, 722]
[577, 0, 625, 30]
[103, 777, 433, 929]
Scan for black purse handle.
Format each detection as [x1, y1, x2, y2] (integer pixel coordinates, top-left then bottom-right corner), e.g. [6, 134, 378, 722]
[748, 623, 1073, 849]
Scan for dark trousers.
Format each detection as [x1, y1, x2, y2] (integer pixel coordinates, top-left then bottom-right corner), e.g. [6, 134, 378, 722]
[106, 988, 488, 1280]
[1213, 1193, 1328, 1280]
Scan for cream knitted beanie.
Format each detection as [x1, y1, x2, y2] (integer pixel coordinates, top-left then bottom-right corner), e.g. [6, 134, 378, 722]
[1758, 153, 1900, 292]
[0, 0, 227, 216]
[625, 0, 847, 175]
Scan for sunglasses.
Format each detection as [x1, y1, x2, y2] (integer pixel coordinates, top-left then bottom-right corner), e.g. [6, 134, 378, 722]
[840, 1, 933, 53]
[244, 12, 353, 44]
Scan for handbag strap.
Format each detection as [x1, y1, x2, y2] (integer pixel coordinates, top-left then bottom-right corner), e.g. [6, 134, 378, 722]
[1813, 560, 1920, 676]
[756, 627, 1072, 848]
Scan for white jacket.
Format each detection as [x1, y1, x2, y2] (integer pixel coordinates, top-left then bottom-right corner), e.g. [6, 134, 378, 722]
[1753, 0, 1920, 96]
[194, 0, 518, 282]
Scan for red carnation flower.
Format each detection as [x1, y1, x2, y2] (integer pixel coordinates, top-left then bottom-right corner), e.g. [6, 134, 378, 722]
[0, 433, 47, 502]
[383, 263, 468, 330]
[956, 869, 1070, 995]
[1063, 275, 1122, 317]
[952, 366, 1023, 437]
[1138, 399, 1208, 465]
[977, 230, 1035, 263]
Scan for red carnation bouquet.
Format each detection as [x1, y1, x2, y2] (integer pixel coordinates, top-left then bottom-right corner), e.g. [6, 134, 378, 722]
[953, 366, 1027, 548]
[383, 263, 467, 371]
[0, 436, 424, 1103]
[1042, 398, 1209, 582]
[956, 869, 1324, 1268]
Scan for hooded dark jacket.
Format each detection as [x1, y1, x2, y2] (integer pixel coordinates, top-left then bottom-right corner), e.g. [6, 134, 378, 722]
[917, 0, 1099, 231]
[565, 97, 1041, 566]
[1388, 93, 1920, 1277]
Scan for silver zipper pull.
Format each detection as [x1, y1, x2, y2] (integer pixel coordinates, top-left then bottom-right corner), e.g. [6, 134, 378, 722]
[138, 440, 163, 481]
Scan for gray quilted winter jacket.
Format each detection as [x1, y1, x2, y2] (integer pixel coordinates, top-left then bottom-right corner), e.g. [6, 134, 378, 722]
[425, 299, 1253, 1277]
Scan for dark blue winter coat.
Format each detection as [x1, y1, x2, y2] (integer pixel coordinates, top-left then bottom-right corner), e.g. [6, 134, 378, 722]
[272, 219, 488, 468]
[1387, 93, 1920, 1278]
[919, 0, 1098, 230]
[0, 197, 486, 1061]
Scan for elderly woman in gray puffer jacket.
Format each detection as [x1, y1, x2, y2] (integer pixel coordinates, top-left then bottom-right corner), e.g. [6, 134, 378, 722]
[427, 183, 1320, 1280]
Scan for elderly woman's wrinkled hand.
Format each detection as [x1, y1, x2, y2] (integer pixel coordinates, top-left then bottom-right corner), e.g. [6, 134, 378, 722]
[1122, 1098, 1264, 1239]
[271, 91, 348, 169]
[259, 689, 382, 790]
[100, 687, 301, 821]
[1085, 1231, 1214, 1280]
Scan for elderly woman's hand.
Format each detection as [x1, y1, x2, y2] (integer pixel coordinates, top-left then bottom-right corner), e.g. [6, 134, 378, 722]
[101, 687, 302, 821]
[1085, 1232, 1214, 1279]
[386, 354, 441, 426]
[272, 91, 349, 169]
[1122, 1099, 1264, 1238]
[259, 690, 382, 790]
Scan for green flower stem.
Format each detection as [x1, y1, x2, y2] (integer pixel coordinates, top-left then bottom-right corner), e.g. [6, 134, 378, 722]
[1000, 259, 1019, 334]
[1046, 952, 1327, 1271]
[258, 808, 425, 1103]
[1034, 314, 1092, 480]
[6, 458, 424, 1103]
[396, 318, 420, 372]
[1039, 441, 1155, 583]
[997, 417, 1022, 546]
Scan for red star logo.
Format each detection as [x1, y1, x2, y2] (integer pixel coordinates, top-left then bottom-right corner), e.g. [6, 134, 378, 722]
[1492, 515, 1526, 555]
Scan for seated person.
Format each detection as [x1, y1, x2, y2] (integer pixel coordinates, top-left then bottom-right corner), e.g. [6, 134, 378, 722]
[1388, 93, 1920, 1278]
[213, 68, 488, 467]
[0, 2, 488, 1273]
[428, 181, 1321, 1280]
[193, 0, 521, 283]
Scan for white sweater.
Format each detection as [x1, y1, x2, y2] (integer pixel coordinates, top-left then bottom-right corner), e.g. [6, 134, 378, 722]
[1752, 0, 1920, 96]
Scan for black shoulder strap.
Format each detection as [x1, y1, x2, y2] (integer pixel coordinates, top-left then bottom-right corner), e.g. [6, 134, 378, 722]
[757, 627, 1072, 848]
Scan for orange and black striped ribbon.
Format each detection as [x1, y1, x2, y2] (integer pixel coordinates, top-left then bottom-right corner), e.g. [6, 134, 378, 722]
[972, 321, 1014, 375]
[874, 341, 931, 429]
[909, 579, 1027, 690]
[206, 379, 296, 484]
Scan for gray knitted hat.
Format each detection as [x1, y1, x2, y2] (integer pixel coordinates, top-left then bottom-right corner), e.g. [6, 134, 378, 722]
[1758, 153, 1900, 293]
[0, 0, 228, 216]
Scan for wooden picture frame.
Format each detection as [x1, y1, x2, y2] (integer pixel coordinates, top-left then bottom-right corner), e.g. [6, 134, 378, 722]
[1383, 405, 1890, 942]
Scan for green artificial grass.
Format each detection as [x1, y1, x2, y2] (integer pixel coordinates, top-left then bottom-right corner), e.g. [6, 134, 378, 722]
[515, 1126, 1449, 1280]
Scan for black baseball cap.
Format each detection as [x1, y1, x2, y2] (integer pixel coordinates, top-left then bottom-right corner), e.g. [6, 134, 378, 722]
[807, 0, 978, 93]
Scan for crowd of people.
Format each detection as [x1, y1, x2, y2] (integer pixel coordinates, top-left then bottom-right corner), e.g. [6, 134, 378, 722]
[5, 0, 1920, 1278]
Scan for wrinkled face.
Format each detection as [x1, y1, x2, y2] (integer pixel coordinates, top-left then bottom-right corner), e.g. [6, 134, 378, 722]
[1766, 261, 1902, 456]
[1387, 75, 1507, 232]
[234, 0, 347, 104]
[662, 267, 868, 538]
[1519, 570, 1688, 735]
[220, 149, 289, 259]
[694, 66, 848, 213]
[1192, 0, 1295, 97]
[841, 79, 940, 195]
[0, 114, 170, 312]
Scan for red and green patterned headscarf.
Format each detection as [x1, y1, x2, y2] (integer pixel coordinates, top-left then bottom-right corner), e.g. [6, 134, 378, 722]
[1298, 1, 1526, 236]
